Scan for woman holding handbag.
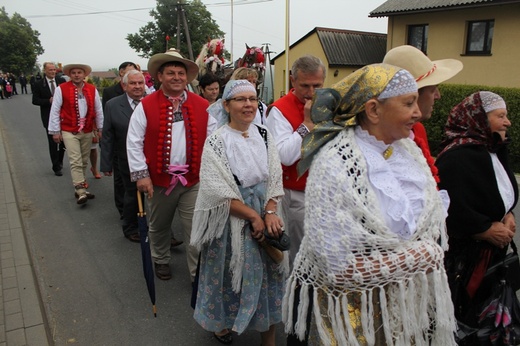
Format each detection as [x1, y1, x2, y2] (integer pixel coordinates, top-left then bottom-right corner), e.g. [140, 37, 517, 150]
[191, 80, 286, 345]
[436, 91, 518, 332]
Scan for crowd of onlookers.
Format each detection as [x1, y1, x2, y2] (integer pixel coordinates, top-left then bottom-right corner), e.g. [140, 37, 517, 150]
[0, 71, 42, 100]
[0, 70, 70, 99]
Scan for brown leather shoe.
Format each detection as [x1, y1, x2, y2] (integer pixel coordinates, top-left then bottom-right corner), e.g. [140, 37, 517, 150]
[125, 233, 140, 243]
[154, 263, 171, 280]
[74, 191, 95, 199]
[76, 194, 88, 205]
[171, 237, 184, 248]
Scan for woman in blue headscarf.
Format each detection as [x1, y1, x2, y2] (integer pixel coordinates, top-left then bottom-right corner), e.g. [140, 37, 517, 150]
[192, 80, 286, 345]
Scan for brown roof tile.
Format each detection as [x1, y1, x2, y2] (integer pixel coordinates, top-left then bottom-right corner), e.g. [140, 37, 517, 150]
[370, 0, 520, 17]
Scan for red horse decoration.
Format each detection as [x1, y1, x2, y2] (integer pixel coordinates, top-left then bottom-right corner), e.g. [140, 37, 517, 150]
[235, 44, 265, 85]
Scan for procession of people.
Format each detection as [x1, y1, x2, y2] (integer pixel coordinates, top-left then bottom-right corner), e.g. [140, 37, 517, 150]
[19, 39, 520, 345]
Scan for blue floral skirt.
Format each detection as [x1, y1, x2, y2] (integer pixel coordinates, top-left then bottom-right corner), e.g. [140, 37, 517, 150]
[193, 182, 285, 334]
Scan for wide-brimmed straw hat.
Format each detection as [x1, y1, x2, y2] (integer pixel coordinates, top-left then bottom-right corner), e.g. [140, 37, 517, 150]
[383, 45, 463, 89]
[63, 64, 92, 77]
[147, 48, 198, 82]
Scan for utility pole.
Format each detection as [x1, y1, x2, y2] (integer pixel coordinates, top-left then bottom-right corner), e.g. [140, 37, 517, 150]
[174, 0, 194, 60]
[262, 43, 275, 102]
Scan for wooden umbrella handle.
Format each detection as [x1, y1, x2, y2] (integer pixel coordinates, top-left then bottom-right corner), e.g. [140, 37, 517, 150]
[258, 236, 284, 264]
[137, 191, 145, 215]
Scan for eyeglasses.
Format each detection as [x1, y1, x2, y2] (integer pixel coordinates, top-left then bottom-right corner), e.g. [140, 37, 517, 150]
[228, 97, 258, 103]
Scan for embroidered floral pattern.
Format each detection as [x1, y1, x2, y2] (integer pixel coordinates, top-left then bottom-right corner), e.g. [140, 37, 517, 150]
[130, 169, 149, 182]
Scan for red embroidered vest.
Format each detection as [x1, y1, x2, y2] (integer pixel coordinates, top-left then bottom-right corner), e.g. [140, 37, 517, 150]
[270, 90, 308, 191]
[59, 82, 97, 133]
[142, 91, 209, 188]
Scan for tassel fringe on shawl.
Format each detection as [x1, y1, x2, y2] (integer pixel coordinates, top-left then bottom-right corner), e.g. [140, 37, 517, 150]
[282, 128, 456, 345]
[191, 125, 286, 293]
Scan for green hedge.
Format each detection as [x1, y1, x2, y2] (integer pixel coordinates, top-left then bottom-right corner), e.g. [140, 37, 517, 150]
[425, 84, 520, 172]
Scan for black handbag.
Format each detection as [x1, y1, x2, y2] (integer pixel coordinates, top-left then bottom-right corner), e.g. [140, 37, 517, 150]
[484, 241, 520, 292]
[263, 230, 290, 251]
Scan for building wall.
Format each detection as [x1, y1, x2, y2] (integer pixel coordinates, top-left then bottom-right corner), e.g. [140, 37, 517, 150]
[272, 33, 358, 101]
[387, 4, 520, 88]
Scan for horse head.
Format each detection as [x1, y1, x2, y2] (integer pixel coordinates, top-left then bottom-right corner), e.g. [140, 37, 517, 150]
[236, 44, 265, 70]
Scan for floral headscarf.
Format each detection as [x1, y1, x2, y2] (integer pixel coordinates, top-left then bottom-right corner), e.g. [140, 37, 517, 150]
[438, 91, 508, 158]
[298, 63, 415, 175]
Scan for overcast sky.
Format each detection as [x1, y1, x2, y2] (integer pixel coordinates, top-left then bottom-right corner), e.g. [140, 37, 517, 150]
[1, 0, 388, 71]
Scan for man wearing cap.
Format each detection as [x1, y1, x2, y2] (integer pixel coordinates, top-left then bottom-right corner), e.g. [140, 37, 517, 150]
[265, 55, 326, 266]
[383, 45, 463, 180]
[127, 49, 217, 281]
[48, 64, 104, 204]
[32, 62, 66, 176]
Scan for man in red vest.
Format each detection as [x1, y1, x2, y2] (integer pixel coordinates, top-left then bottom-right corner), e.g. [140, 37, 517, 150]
[48, 63, 104, 205]
[127, 49, 217, 281]
[265, 55, 326, 265]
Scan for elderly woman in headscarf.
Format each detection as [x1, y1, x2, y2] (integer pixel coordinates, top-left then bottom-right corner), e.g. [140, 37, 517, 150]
[436, 91, 518, 329]
[191, 80, 286, 345]
[284, 64, 456, 345]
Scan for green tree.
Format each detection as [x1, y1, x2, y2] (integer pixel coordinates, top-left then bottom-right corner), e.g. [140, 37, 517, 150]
[127, 0, 225, 60]
[0, 7, 44, 74]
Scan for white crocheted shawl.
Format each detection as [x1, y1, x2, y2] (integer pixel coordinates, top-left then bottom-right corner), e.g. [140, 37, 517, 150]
[283, 128, 456, 345]
[191, 125, 285, 293]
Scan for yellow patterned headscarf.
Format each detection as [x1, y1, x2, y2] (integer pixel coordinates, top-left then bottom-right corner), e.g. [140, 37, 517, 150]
[298, 63, 404, 175]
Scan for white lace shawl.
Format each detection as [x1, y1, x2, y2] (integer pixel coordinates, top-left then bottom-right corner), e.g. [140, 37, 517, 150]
[191, 125, 285, 293]
[283, 128, 456, 345]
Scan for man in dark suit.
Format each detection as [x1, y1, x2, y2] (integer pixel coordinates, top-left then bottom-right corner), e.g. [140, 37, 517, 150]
[102, 61, 138, 218]
[101, 70, 145, 242]
[32, 62, 66, 176]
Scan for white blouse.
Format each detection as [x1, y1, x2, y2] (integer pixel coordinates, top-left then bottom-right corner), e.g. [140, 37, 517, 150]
[355, 127, 428, 239]
[490, 152, 515, 216]
[221, 124, 268, 188]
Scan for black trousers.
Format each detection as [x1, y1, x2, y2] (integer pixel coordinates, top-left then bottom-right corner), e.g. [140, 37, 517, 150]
[46, 132, 65, 173]
[112, 153, 125, 217]
[287, 282, 314, 346]
[119, 157, 138, 237]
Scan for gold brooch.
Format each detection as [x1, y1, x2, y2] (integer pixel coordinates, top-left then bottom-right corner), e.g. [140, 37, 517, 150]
[383, 146, 393, 160]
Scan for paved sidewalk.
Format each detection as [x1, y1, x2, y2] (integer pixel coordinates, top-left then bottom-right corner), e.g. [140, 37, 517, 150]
[0, 128, 50, 345]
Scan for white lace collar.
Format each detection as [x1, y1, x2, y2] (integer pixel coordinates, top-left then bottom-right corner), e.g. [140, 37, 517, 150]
[355, 127, 427, 238]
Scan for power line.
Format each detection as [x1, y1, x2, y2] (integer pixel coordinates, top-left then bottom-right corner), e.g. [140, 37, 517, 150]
[25, 7, 152, 18]
[206, 0, 273, 7]
[25, 0, 273, 18]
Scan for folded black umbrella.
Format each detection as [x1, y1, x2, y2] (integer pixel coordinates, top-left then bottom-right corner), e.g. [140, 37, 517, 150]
[137, 192, 156, 317]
